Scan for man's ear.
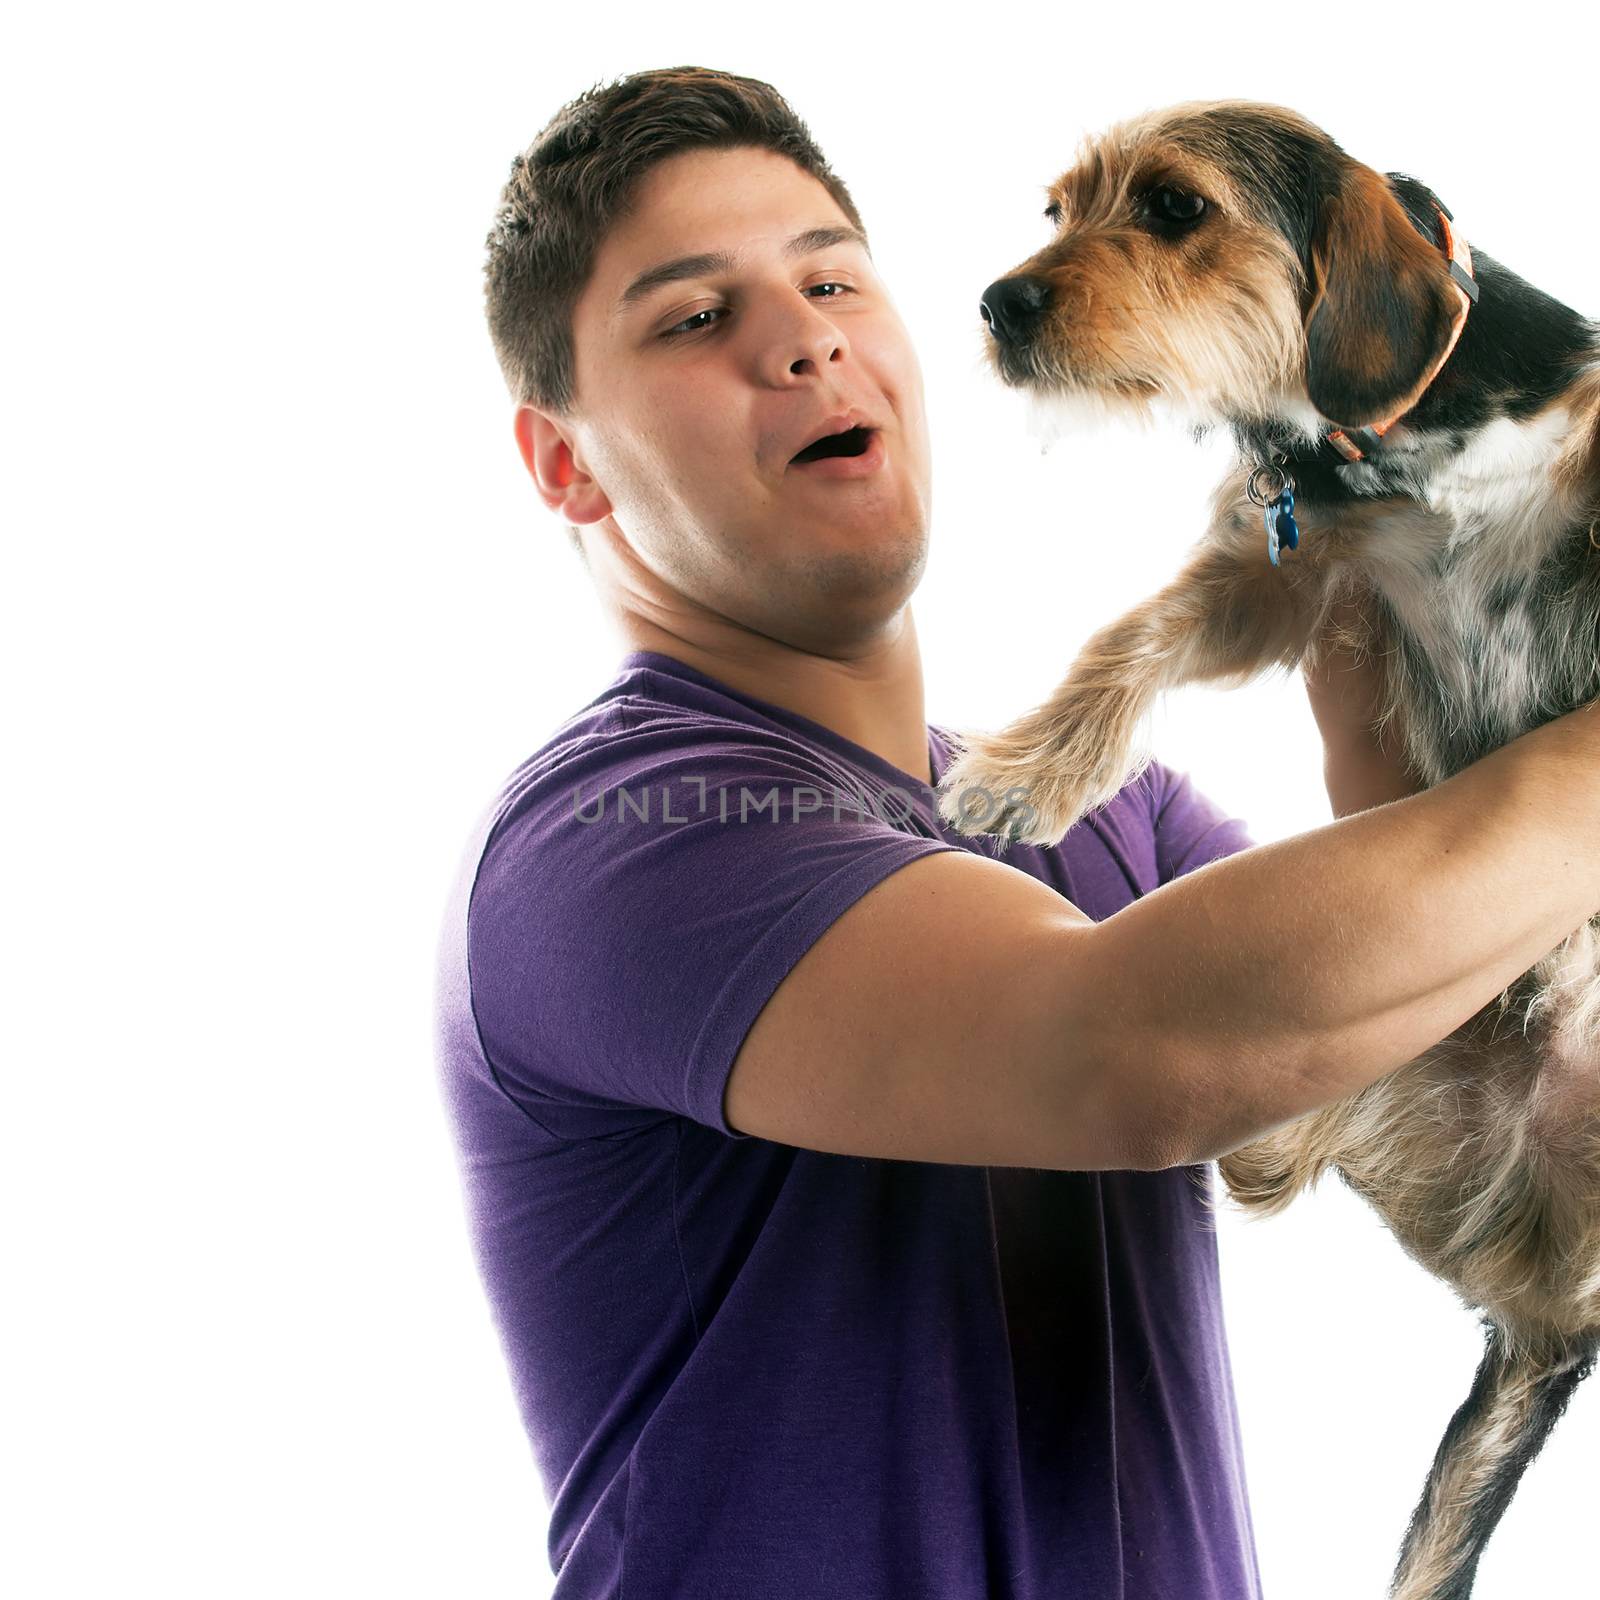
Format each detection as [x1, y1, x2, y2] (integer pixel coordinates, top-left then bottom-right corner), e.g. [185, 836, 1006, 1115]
[513, 406, 613, 525]
[1304, 165, 1460, 430]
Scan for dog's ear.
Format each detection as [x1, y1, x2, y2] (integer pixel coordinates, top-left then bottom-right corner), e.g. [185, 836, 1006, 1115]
[1304, 165, 1461, 429]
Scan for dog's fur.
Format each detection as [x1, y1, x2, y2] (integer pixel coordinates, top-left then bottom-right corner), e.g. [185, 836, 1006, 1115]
[934, 100, 1600, 1600]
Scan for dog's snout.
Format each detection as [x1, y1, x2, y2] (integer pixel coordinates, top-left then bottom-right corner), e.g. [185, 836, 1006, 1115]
[979, 276, 1052, 344]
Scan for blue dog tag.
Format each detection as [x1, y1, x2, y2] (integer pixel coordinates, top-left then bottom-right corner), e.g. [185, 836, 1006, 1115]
[1265, 488, 1299, 566]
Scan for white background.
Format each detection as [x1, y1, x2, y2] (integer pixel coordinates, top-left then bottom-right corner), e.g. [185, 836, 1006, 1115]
[8, 3, 1599, 1595]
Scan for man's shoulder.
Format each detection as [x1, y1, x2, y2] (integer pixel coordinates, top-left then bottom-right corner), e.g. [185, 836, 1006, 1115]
[488, 687, 872, 852]
[1118, 757, 1255, 880]
[446, 677, 966, 1142]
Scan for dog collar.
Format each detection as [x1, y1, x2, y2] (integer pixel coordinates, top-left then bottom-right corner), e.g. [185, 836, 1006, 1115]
[1324, 201, 1480, 463]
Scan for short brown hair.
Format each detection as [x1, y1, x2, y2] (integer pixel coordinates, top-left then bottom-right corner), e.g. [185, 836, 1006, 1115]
[483, 66, 868, 415]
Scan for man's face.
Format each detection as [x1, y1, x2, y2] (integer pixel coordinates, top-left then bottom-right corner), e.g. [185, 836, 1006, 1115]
[559, 145, 933, 653]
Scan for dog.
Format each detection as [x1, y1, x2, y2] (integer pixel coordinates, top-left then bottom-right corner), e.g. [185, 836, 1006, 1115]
[932, 100, 1600, 1600]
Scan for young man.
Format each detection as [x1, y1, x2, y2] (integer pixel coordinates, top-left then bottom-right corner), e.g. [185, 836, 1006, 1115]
[435, 67, 1600, 1598]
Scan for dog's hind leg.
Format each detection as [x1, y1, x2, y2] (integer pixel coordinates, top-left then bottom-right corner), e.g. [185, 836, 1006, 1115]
[937, 513, 1333, 846]
[1388, 1324, 1597, 1600]
[1216, 1111, 1341, 1216]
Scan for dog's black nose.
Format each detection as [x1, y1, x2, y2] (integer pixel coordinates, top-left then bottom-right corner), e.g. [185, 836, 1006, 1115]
[980, 276, 1051, 344]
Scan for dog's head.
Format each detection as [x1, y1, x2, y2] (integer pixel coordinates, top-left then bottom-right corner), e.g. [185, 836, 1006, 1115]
[981, 100, 1465, 434]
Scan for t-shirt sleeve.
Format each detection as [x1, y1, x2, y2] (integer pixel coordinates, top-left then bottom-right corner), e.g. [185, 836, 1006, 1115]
[465, 714, 965, 1141]
[1148, 761, 1256, 884]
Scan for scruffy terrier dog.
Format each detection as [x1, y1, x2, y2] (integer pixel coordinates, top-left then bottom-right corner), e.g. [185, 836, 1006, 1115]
[934, 101, 1600, 1600]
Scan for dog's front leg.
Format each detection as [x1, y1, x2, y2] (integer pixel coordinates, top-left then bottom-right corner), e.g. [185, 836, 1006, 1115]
[937, 512, 1331, 846]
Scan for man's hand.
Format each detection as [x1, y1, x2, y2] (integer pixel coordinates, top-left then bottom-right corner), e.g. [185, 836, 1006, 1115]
[1301, 589, 1424, 818]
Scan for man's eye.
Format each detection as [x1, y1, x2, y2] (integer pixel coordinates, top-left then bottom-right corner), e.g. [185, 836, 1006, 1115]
[659, 281, 855, 340]
[660, 307, 725, 340]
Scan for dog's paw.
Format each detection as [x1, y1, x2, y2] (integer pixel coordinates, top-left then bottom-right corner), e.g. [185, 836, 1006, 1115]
[936, 731, 1112, 848]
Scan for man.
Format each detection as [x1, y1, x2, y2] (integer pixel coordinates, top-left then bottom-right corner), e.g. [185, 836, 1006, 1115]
[435, 66, 1600, 1598]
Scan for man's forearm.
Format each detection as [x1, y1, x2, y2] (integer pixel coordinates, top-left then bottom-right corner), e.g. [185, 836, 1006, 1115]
[1081, 701, 1600, 1167]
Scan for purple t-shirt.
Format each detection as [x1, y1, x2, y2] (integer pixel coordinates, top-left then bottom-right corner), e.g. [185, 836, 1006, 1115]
[434, 648, 1263, 1600]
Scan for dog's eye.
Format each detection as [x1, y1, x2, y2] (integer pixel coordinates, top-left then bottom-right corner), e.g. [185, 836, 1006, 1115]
[1147, 186, 1207, 227]
[1044, 202, 1062, 227]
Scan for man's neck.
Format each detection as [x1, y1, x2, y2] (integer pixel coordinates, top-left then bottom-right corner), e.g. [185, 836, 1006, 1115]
[619, 612, 934, 789]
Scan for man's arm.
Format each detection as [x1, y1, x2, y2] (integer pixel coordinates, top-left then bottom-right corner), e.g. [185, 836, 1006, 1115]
[727, 699, 1600, 1172]
[1302, 589, 1423, 817]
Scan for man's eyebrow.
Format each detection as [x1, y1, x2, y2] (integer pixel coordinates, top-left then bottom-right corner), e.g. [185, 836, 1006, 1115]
[613, 224, 870, 317]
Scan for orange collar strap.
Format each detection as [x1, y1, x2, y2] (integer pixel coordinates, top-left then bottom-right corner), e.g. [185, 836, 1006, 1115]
[1325, 202, 1480, 463]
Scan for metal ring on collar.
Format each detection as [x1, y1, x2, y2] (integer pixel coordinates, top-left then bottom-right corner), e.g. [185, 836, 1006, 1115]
[1246, 464, 1289, 508]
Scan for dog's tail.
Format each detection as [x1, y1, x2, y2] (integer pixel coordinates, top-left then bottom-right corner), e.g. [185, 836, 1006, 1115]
[1388, 1322, 1596, 1600]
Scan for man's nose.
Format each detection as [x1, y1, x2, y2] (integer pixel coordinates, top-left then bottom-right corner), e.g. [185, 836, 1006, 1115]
[763, 309, 847, 384]
[979, 276, 1051, 346]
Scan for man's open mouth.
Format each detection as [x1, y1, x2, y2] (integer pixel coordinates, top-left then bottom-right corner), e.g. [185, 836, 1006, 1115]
[790, 425, 876, 466]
